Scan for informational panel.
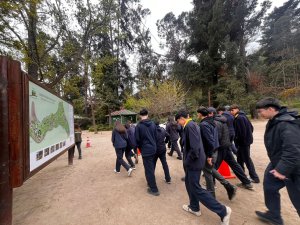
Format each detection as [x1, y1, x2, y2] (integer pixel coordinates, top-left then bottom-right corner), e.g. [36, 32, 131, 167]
[29, 81, 75, 171]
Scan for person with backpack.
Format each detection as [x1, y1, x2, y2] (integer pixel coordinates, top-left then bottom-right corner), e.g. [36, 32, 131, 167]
[125, 121, 137, 167]
[166, 116, 182, 160]
[175, 110, 231, 225]
[229, 104, 260, 185]
[198, 107, 237, 200]
[111, 121, 133, 177]
[255, 97, 300, 225]
[153, 120, 171, 184]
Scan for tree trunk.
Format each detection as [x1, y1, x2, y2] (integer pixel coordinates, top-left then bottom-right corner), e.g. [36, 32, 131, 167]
[27, 2, 39, 79]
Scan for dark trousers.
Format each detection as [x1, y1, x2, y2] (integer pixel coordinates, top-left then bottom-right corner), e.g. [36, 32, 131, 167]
[142, 155, 158, 192]
[75, 142, 82, 157]
[170, 140, 182, 158]
[153, 151, 171, 182]
[237, 145, 259, 181]
[115, 148, 130, 172]
[264, 163, 300, 219]
[215, 147, 251, 184]
[125, 147, 135, 167]
[185, 169, 226, 219]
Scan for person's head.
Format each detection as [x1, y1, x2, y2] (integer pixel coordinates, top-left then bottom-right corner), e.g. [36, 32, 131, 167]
[207, 107, 216, 117]
[216, 106, 225, 115]
[256, 97, 281, 119]
[139, 108, 149, 120]
[197, 107, 209, 120]
[74, 123, 80, 129]
[168, 116, 174, 122]
[229, 104, 240, 116]
[153, 118, 160, 126]
[175, 110, 189, 126]
[114, 120, 126, 133]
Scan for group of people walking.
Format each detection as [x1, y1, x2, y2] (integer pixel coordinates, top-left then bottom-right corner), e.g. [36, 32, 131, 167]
[110, 97, 300, 225]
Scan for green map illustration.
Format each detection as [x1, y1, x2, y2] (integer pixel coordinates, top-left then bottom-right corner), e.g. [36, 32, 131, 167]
[30, 101, 70, 143]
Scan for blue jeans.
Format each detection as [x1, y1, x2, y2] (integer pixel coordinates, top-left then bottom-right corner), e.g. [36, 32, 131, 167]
[185, 169, 226, 219]
[264, 163, 300, 219]
[154, 151, 171, 182]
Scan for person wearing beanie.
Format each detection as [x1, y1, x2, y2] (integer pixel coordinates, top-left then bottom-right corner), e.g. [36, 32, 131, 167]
[255, 97, 300, 225]
[229, 104, 260, 185]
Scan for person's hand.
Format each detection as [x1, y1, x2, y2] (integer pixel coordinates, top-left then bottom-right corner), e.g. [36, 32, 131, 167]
[270, 169, 286, 180]
[207, 158, 213, 166]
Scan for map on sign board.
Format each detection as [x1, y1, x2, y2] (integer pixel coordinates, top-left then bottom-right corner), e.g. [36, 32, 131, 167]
[29, 81, 75, 171]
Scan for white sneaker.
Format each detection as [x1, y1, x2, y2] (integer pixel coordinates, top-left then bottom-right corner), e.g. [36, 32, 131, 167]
[221, 206, 232, 225]
[114, 169, 120, 174]
[182, 204, 201, 217]
[127, 168, 133, 177]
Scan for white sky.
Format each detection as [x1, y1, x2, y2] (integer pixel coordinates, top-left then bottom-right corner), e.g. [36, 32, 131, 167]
[140, 0, 288, 54]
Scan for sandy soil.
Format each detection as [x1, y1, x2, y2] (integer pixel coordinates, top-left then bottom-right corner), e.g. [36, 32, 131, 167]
[13, 120, 300, 225]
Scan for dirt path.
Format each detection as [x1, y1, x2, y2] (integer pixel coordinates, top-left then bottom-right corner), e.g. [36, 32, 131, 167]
[13, 121, 300, 225]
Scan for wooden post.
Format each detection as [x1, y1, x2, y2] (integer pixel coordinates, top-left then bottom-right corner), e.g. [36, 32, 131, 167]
[68, 146, 75, 165]
[0, 57, 12, 225]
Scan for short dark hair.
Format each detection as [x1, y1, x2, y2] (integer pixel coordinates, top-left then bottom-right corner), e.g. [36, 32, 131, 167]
[207, 107, 217, 115]
[153, 118, 160, 126]
[175, 110, 189, 120]
[139, 108, 148, 116]
[197, 107, 209, 116]
[229, 104, 240, 111]
[256, 97, 281, 110]
[217, 106, 225, 112]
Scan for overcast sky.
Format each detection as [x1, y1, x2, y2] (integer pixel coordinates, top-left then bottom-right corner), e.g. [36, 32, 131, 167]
[140, 0, 288, 54]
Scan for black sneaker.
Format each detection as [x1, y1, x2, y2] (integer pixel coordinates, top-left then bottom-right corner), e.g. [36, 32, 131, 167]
[255, 211, 283, 225]
[167, 152, 172, 156]
[177, 156, 182, 160]
[147, 188, 160, 196]
[225, 184, 237, 200]
[250, 178, 260, 183]
[237, 183, 254, 190]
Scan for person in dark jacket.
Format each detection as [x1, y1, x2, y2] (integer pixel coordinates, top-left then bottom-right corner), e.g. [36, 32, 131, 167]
[166, 117, 182, 160]
[153, 120, 171, 184]
[135, 109, 159, 196]
[111, 121, 133, 176]
[230, 104, 260, 184]
[255, 97, 300, 225]
[124, 122, 136, 169]
[210, 109, 253, 190]
[74, 123, 82, 159]
[175, 110, 231, 225]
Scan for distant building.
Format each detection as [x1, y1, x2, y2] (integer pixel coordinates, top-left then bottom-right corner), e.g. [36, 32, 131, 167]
[107, 109, 137, 125]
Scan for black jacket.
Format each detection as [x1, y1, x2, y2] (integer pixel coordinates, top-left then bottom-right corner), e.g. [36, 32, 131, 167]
[135, 119, 157, 157]
[233, 111, 253, 146]
[264, 107, 300, 176]
[112, 129, 128, 149]
[222, 111, 235, 140]
[166, 121, 180, 141]
[182, 120, 206, 171]
[126, 125, 137, 148]
[214, 115, 231, 149]
[199, 117, 219, 157]
[156, 126, 169, 154]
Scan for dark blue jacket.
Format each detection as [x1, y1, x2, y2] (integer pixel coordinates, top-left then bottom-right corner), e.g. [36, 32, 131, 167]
[199, 117, 219, 157]
[222, 111, 235, 140]
[156, 125, 169, 154]
[111, 129, 127, 149]
[126, 125, 137, 148]
[135, 119, 157, 157]
[166, 122, 180, 141]
[264, 108, 300, 176]
[182, 120, 206, 171]
[233, 112, 253, 146]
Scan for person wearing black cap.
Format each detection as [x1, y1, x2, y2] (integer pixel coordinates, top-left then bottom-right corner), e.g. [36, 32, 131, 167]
[135, 109, 159, 196]
[255, 97, 300, 225]
[176, 110, 231, 225]
[229, 104, 260, 185]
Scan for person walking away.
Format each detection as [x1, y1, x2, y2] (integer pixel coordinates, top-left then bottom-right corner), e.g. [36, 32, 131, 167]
[166, 116, 183, 160]
[176, 110, 231, 225]
[255, 97, 300, 225]
[154, 120, 171, 184]
[229, 104, 260, 184]
[125, 122, 136, 168]
[135, 109, 159, 196]
[74, 124, 82, 159]
[211, 109, 253, 190]
[112, 121, 133, 176]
